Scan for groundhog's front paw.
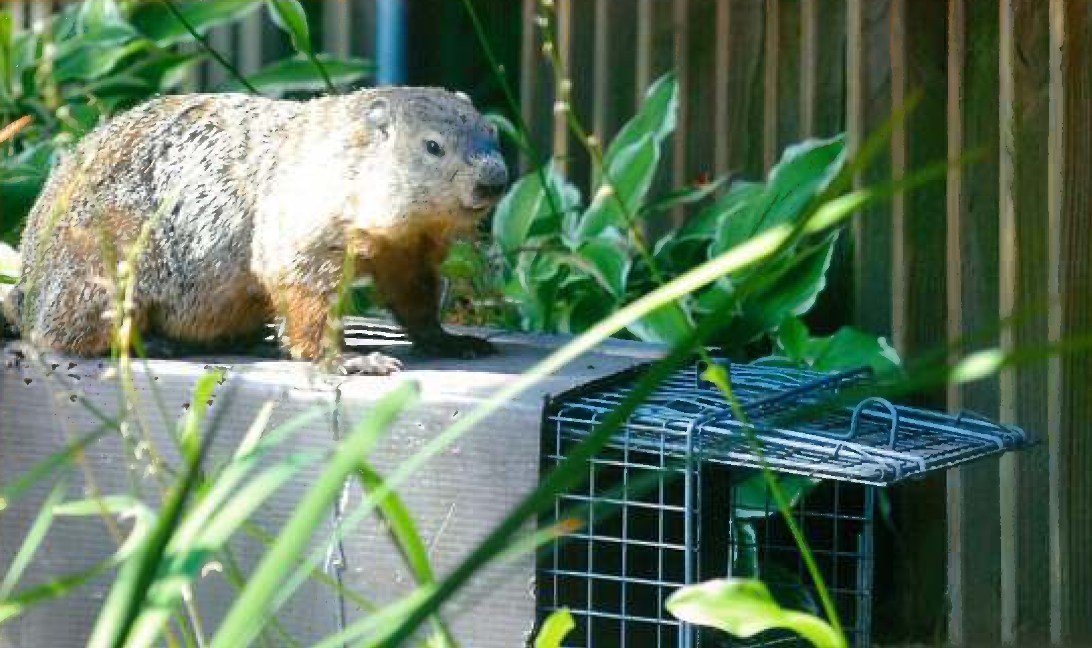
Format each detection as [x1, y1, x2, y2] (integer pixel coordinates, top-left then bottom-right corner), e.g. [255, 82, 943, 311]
[317, 351, 404, 376]
[411, 332, 496, 359]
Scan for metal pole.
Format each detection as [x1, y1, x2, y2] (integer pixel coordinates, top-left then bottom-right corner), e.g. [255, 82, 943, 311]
[376, 0, 408, 86]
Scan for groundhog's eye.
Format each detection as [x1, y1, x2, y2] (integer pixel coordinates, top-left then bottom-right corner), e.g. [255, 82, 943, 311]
[425, 139, 445, 157]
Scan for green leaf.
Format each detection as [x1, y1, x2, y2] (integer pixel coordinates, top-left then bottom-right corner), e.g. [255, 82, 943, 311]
[710, 137, 845, 258]
[223, 54, 372, 95]
[736, 232, 838, 340]
[626, 301, 693, 345]
[0, 424, 111, 510]
[534, 609, 575, 648]
[210, 380, 420, 648]
[602, 71, 677, 172]
[53, 31, 149, 84]
[130, 0, 263, 48]
[681, 180, 764, 242]
[266, 0, 312, 55]
[807, 326, 902, 375]
[666, 579, 845, 648]
[776, 316, 810, 361]
[76, 0, 125, 33]
[0, 475, 69, 599]
[575, 236, 630, 300]
[492, 169, 547, 254]
[641, 174, 729, 216]
[572, 133, 659, 241]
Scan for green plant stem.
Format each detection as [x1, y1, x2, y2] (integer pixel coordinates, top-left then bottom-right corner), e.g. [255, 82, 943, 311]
[458, 0, 564, 224]
[159, 0, 259, 95]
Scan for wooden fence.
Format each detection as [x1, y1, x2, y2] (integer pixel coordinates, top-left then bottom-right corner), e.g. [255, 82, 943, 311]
[5, 0, 1091, 646]
[519, 1, 1092, 646]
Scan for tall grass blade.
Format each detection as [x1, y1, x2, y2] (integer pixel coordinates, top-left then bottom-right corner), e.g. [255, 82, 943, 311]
[0, 474, 70, 599]
[210, 380, 420, 648]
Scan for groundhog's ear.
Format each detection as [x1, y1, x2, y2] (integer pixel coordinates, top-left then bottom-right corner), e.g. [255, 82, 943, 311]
[366, 97, 391, 140]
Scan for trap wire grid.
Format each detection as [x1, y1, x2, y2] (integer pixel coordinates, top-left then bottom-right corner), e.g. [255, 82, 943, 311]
[544, 358, 1031, 486]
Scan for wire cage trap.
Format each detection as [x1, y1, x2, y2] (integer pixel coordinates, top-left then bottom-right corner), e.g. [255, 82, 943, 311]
[535, 358, 1030, 648]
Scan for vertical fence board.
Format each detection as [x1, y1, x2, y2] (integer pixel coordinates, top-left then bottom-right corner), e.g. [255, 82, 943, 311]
[239, 10, 263, 77]
[684, 0, 717, 195]
[892, 0, 953, 642]
[1046, 0, 1065, 642]
[1056, 1, 1092, 643]
[10, 2, 24, 32]
[636, 0, 653, 102]
[670, 0, 689, 228]
[551, 0, 571, 175]
[1000, 0, 1052, 643]
[947, 0, 1004, 644]
[567, 0, 595, 190]
[323, 0, 352, 60]
[714, 0, 731, 175]
[762, 0, 778, 170]
[602, 0, 637, 145]
[847, 0, 894, 338]
[717, 0, 765, 179]
[592, 0, 609, 144]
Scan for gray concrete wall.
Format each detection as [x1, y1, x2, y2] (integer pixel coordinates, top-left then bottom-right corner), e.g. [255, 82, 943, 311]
[0, 322, 664, 648]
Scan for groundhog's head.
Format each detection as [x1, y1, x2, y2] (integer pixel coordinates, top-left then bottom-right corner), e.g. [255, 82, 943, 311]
[360, 87, 509, 224]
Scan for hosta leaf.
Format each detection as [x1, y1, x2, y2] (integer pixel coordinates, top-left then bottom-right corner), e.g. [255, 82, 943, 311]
[666, 579, 845, 648]
[265, 0, 312, 55]
[131, 0, 263, 48]
[602, 71, 678, 171]
[223, 54, 372, 95]
[573, 133, 659, 241]
[626, 301, 693, 346]
[736, 232, 838, 339]
[575, 237, 630, 300]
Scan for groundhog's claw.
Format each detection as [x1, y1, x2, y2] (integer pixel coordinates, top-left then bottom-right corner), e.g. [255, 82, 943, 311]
[322, 351, 404, 376]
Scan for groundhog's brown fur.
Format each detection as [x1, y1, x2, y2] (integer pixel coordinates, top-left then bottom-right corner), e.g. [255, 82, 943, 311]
[3, 87, 509, 373]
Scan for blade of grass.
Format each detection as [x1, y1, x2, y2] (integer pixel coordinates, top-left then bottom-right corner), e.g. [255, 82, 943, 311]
[0, 474, 70, 599]
[209, 380, 420, 648]
[0, 424, 110, 509]
[88, 373, 230, 648]
[355, 463, 457, 648]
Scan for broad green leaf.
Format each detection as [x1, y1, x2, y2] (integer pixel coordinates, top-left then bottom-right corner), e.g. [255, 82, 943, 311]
[682, 180, 764, 243]
[641, 174, 728, 216]
[210, 380, 420, 648]
[266, 0, 312, 55]
[493, 170, 547, 254]
[534, 609, 575, 648]
[76, 0, 125, 33]
[223, 54, 372, 95]
[572, 133, 659, 242]
[626, 301, 693, 346]
[666, 579, 845, 648]
[130, 0, 263, 48]
[711, 137, 845, 258]
[55, 33, 140, 80]
[807, 326, 902, 375]
[439, 240, 482, 280]
[575, 237, 630, 300]
[736, 232, 838, 340]
[776, 316, 810, 361]
[602, 71, 678, 172]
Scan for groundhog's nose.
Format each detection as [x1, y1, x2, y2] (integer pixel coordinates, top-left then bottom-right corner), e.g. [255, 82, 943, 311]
[473, 162, 509, 203]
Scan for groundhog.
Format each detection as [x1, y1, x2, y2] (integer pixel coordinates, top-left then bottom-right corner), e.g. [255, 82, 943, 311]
[2, 87, 509, 374]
